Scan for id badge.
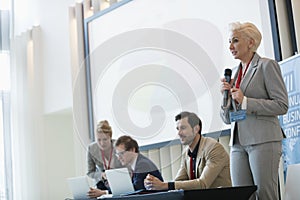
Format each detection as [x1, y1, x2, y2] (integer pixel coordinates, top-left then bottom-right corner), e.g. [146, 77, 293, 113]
[230, 110, 246, 122]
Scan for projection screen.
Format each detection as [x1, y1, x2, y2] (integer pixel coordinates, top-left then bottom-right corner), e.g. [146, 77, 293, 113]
[84, 0, 274, 145]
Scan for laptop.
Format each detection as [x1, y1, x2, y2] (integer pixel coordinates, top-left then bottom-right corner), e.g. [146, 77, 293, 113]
[67, 176, 91, 199]
[285, 163, 300, 200]
[105, 168, 135, 196]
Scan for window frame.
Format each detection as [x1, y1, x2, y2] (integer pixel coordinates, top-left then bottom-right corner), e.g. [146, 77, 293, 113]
[0, 91, 13, 200]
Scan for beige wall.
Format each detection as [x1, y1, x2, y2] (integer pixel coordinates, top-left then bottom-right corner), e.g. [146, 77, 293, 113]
[42, 111, 76, 199]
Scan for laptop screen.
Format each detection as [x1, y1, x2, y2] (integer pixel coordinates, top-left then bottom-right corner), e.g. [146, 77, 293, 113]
[67, 176, 90, 199]
[105, 168, 135, 196]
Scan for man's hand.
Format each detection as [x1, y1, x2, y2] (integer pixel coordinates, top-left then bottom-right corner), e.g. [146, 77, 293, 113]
[144, 174, 168, 190]
[87, 187, 107, 198]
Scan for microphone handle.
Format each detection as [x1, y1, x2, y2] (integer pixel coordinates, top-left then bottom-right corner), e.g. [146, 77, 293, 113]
[223, 75, 231, 107]
[223, 90, 229, 107]
[232, 98, 237, 112]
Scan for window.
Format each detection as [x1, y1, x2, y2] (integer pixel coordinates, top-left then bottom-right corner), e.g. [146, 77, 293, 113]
[0, 98, 4, 199]
[0, 53, 12, 200]
[0, 53, 10, 90]
[1, 1, 12, 199]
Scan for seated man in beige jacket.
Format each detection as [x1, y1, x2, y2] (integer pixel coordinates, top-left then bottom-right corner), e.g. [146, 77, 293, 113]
[144, 111, 231, 190]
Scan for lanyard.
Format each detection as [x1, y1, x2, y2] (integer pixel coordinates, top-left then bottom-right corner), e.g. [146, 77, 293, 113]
[101, 148, 113, 170]
[236, 60, 251, 88]
[242, 60, 251, 78]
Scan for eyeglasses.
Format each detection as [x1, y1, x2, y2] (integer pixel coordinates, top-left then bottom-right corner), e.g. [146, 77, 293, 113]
[115, 150, 126, 157]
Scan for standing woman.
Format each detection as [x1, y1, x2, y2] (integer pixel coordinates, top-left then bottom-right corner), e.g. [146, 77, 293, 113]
[87, 120, 122, 188]
[220, 22, 288, 200]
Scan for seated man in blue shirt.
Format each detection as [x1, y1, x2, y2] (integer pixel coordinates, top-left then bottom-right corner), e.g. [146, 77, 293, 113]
[88, 135, 163, 198]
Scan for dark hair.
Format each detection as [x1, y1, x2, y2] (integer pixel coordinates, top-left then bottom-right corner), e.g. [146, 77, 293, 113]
[115, 135, 139, 153]
[175, 111, 202, 134]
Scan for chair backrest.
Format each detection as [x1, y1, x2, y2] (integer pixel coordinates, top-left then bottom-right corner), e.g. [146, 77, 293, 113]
[140, 142, 182, 181]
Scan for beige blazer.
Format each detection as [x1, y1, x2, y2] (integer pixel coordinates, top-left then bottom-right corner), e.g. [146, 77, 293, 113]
[174, 136, 231, 190]
[221, 53, 288, 146]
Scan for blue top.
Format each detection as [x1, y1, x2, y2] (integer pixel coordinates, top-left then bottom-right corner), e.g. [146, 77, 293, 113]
[132, 154, 163, 190]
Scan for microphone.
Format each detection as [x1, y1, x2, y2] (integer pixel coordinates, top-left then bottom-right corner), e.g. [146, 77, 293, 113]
[223, 68, 232, 107]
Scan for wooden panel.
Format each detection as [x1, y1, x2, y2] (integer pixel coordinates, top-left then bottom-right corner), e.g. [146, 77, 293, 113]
[218, 135, 230, 154]
[170, 144, 182, 179]
[140, 150, 149, 158]
[159, 146, 172, 181]
[148, 149, 161, 170]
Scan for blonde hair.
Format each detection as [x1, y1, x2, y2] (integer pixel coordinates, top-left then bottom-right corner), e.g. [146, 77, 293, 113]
[96, 120, 112, 138]
[229, 22, 262, 52]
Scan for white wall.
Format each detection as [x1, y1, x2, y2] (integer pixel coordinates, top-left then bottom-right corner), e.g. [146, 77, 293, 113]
[11, 0, 83, 199]
[13, 0, 74, 114]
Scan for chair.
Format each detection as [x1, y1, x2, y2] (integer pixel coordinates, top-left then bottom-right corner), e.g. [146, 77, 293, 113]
[284, 163, 300, 200]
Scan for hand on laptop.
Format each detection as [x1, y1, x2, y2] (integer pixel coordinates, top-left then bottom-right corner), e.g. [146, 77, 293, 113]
[87, 187, 108, 198]
[101, 172, 107, 181]
[144, 174, 168, 190]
